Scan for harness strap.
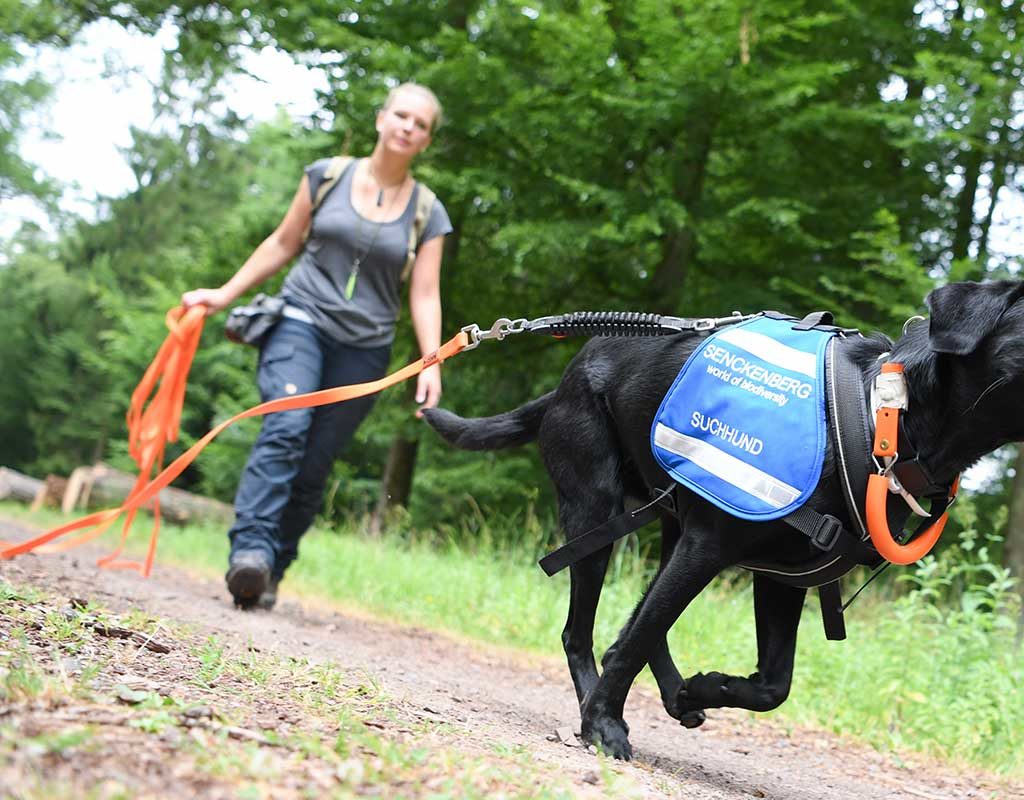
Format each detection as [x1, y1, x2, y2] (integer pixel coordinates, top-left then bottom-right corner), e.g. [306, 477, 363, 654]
[538, 506, 660, 577]
[818, 580, 847, 641]
[828, 335, 873, 540]
[783, 506, 850, 553]
[538, 486, 676, 576]
[792, 311, 834, 331]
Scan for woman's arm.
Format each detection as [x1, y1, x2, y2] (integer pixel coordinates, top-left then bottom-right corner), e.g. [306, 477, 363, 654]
[181, 176, 313, 315]
[408, 234, 445, 416]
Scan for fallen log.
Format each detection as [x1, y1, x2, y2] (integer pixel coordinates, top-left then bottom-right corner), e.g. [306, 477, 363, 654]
[0, 467, 45, 503]
[61, 463, 233, 526]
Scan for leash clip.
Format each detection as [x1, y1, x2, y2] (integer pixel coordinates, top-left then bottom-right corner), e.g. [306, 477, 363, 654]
[461, 317, 528, 351]
[694, 311, 747, 331]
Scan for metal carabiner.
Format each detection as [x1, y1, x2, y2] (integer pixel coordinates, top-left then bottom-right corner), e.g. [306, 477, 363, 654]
[872, 452, 897, 476]
[461, 317, 528, 350]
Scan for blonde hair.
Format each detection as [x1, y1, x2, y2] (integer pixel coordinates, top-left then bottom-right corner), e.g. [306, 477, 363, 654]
[383, 82, 443, 132]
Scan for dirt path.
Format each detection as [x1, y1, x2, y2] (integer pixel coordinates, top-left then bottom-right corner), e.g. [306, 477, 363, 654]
[1, 515, 1018, 799]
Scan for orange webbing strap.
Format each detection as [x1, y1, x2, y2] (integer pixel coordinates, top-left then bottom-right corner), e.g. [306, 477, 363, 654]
[0, 305, 205, 571]
[0, 306, 471, 575]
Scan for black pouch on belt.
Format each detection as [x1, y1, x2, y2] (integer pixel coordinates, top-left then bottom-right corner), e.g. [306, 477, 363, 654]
[224, 293, 286, 347]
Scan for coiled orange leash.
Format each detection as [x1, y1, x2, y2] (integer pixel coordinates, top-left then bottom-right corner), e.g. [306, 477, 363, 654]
[1, 306, 471, 575]
[865, 363, 957, 565]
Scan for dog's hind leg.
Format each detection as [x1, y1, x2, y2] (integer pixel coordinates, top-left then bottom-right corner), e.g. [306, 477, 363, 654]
[542, 394, 622, 707]
[564, 544, 614, 705]
[600, 513, 706, 727]
[675, 573, 805, 714]
[582, 507, 723, 760]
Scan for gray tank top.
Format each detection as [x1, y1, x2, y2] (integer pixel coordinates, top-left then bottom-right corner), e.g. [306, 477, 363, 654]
[280, 158, 453, 348]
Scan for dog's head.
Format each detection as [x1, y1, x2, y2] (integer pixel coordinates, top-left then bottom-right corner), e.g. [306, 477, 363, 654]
[917, 279, 1024, 463]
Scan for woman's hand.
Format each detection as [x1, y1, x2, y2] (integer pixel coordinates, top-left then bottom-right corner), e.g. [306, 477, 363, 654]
[181, 287, 233, 316]
[415, 363, 442, 418]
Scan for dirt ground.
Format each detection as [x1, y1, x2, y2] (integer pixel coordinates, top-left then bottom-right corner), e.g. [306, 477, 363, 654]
[1, 514, 1020, 800]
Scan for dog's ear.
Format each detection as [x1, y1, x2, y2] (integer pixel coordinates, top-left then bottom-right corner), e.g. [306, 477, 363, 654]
[926, 280, 1024, 355]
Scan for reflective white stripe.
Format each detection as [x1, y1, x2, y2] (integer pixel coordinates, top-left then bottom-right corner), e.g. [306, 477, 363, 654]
[654, 423, 801, 509]
[740, 556, 843, 579]
[715, 328, 817, 377]
[283, 305, 315, 325]
[829, 342, 867, 538]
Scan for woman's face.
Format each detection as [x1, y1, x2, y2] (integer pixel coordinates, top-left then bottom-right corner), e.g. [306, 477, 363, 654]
[376, 89, 436, 157]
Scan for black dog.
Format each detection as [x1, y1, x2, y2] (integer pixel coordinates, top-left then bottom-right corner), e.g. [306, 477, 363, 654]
[424, 280, 1024, 760]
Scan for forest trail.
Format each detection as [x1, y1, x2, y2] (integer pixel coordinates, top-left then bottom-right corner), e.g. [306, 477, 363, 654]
[0, 515, 1017, 799]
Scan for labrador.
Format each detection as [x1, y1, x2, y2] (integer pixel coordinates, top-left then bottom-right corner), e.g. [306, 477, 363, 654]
[423, 280, 1024, 759]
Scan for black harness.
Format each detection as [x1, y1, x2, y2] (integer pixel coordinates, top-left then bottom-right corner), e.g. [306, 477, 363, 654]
[535, 311, 954, 642]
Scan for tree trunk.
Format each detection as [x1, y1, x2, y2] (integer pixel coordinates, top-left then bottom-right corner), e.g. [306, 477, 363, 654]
[367, 332, 426, 537]
[650, 110, 717, 309]
[976, 158, 1009, 265]
[1006, 448, 1024, 609]
[951, 145, 983, 265]
[368, 435, 419, 536]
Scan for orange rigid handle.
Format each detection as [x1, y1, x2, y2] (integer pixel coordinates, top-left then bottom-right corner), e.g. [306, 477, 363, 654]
[866, 473, 948, 564]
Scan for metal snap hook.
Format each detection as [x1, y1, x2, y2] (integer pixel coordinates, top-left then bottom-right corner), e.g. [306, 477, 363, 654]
[903, 315, 926, 336]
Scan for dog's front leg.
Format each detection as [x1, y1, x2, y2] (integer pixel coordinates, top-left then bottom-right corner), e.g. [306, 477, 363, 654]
[582, 519, 722, 760]
[677, 573, 805, 714]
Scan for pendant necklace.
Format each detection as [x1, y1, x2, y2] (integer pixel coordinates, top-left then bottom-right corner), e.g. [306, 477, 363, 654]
[346, 164, 404, 300]
[368, 160, 407, 207]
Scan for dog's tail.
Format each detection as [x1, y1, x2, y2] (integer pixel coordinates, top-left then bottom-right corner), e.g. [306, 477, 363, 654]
[421, 391, 554, 450]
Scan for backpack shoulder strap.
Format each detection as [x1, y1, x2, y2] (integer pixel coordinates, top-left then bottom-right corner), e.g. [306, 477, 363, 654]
[304, 155, 355, 241]
[314, 155, 354, 211]
[401, 182, 437, 283]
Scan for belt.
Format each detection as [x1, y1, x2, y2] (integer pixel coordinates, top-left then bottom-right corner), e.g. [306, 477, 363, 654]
[282, 305, 315, 325]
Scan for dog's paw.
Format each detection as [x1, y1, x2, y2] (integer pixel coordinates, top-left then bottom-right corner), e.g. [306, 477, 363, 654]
[677, 671, 730, 714]
[582, 716, 633, 760]
[581, 700, 632, 761]
[661, 683, 706, 728]
[672, 681, 708, 728]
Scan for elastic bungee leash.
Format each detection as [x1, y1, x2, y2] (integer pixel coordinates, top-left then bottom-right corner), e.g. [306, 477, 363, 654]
[0, 307, 949, 579]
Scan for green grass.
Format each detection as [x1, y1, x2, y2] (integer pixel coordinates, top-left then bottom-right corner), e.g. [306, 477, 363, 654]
[3, 500, 1022, 777]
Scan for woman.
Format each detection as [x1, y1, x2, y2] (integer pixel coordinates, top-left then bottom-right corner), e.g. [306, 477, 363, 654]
[182, 83, 452, 610]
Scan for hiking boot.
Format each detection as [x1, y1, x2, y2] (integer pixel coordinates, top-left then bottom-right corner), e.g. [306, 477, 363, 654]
[225, 551, 271, 609]
[256, 576, 280, 611]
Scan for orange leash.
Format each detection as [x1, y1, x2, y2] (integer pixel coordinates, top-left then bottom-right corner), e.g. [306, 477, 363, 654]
[0, 306, 471, 575]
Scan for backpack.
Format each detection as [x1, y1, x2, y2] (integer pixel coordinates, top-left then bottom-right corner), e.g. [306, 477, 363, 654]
[307, 155, 438, 283]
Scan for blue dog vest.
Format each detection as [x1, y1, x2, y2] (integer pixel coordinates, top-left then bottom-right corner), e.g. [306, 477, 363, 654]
[652, 315, 836, 521]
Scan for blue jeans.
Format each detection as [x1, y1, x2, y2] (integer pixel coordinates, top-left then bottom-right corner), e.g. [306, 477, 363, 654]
[228, 318, 391, 579]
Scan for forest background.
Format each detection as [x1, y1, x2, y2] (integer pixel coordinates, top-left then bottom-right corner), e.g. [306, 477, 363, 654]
[2, 0, 1024, 609]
